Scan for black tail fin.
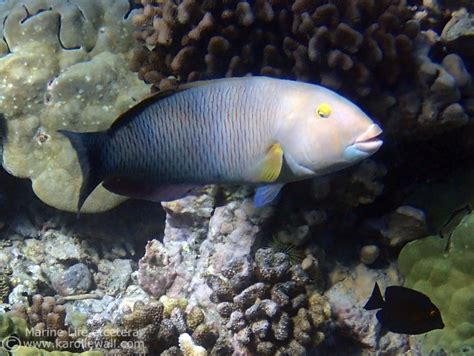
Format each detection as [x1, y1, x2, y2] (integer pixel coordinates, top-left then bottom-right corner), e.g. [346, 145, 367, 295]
[58, 130, 107, 215]
[364, 282, 385, 310]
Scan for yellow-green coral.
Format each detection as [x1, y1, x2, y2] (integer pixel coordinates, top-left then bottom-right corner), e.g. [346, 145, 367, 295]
[159, 296, 188, 318]
[11, 346, 103, 356]
[398, 213, 474, 354]
[0, 313, 29, 340]
[0, 0, 150, 212]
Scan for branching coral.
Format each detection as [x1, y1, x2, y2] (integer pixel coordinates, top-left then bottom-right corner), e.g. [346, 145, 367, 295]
[0, 0, 150, 212]
[8, 295, 81, 352]
[131, 0, 417, 97]
[130, 0, 473, 139]
[96, 298, 217, 355]
[208, 247, 331, 354]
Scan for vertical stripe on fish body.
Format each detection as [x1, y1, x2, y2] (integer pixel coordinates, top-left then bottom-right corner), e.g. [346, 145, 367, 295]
[102, 78, 281, 184]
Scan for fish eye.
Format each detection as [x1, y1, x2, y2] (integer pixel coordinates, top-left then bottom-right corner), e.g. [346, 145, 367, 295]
[316, 103, 332, 118]
[430, 310, 438, 317]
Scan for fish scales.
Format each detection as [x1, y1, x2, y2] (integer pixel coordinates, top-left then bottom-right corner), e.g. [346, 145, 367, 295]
[59, 76, 383, 212]
[102, 80, 279, 184]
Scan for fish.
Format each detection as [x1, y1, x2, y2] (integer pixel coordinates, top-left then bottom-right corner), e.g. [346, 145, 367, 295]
[364, 282, 444, 335]
[59, 77, 383, 213]
[439, 203, 472, 252]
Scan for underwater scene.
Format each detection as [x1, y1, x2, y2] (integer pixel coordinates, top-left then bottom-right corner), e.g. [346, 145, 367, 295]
[0, 0, 473, 355]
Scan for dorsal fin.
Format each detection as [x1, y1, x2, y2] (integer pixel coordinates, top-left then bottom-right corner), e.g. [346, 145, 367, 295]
[108, 88, 183, 133]
[364, 282, 385, 310]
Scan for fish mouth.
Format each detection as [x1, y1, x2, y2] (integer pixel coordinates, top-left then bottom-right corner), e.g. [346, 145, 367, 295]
[354, 124, 383, 153]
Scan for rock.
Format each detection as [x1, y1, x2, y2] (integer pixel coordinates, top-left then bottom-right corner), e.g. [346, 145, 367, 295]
[95, 259, 133, 295]
[51, 263, 92, 296]
[382, 206, 428, 247]
[43, 232, 82, 261]
[441, 9, 474, 60]
[360, 245, 380, 265]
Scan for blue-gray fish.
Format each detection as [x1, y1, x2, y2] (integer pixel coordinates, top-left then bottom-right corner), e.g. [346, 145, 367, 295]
[59, 77, 383, 212]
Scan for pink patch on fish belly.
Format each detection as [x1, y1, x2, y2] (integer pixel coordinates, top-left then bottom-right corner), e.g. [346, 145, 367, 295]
[103, 177, 199, 202]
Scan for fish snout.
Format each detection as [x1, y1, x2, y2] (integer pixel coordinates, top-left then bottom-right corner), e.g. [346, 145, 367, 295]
[354, 123, 383, 154]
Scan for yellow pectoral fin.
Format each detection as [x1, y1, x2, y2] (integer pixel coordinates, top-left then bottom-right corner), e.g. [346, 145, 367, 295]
[255, 143, 284, 182]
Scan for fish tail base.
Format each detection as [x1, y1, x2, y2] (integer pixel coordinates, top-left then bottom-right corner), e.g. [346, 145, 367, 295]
[58, 129, 106, 214]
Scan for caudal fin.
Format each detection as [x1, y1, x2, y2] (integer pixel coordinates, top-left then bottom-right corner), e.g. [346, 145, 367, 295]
[58, 130, 106, 214]
[364, 282, 385, 310]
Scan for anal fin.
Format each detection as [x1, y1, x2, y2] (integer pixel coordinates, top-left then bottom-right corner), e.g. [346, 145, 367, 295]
[103, 177, 199, 202]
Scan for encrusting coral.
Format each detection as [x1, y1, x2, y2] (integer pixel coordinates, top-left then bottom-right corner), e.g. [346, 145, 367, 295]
[398, 210, 474, 354]
[0, 0, 150, 212]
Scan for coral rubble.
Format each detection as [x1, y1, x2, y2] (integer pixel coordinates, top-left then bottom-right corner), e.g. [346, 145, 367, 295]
[136, 188, 330, 354]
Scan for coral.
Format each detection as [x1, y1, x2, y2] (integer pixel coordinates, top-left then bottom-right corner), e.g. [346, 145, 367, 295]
[179, 333, 207, 356]
[0, 313, 29, 340]
[134, 188, 329, 353]
[129, 0, 474, 138]
[7, 294, 80, 351]
[398, 213, 474, 354]
[254, 248, 290, 283]
[0, 266, 12, 302]
[96, 297, 218, 354]
[131, 0, 417, 99]
[0, 0, 150, 212]
[208, 247, 330, 354]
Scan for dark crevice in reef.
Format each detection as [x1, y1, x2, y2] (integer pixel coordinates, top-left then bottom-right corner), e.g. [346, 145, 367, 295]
[1, 16, 10, 53]
[57, 15, 81, 50]
[20, 5, 53, 24]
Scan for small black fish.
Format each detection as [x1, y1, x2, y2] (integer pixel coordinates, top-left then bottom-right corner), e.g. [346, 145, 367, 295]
[439, 203, 472, 252]
[364, 282, 444, 335]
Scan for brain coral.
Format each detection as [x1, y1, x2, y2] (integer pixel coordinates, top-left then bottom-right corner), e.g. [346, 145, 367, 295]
[0, 0, 150, 212]
[398, 213, 474, 354]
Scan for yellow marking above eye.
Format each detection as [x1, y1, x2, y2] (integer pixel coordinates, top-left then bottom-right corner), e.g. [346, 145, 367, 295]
[317, 103, 332, 118]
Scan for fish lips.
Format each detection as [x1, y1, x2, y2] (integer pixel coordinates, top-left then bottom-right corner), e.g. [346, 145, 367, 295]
[354, 123, 383, 154]
[343, 124, 383, 161]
